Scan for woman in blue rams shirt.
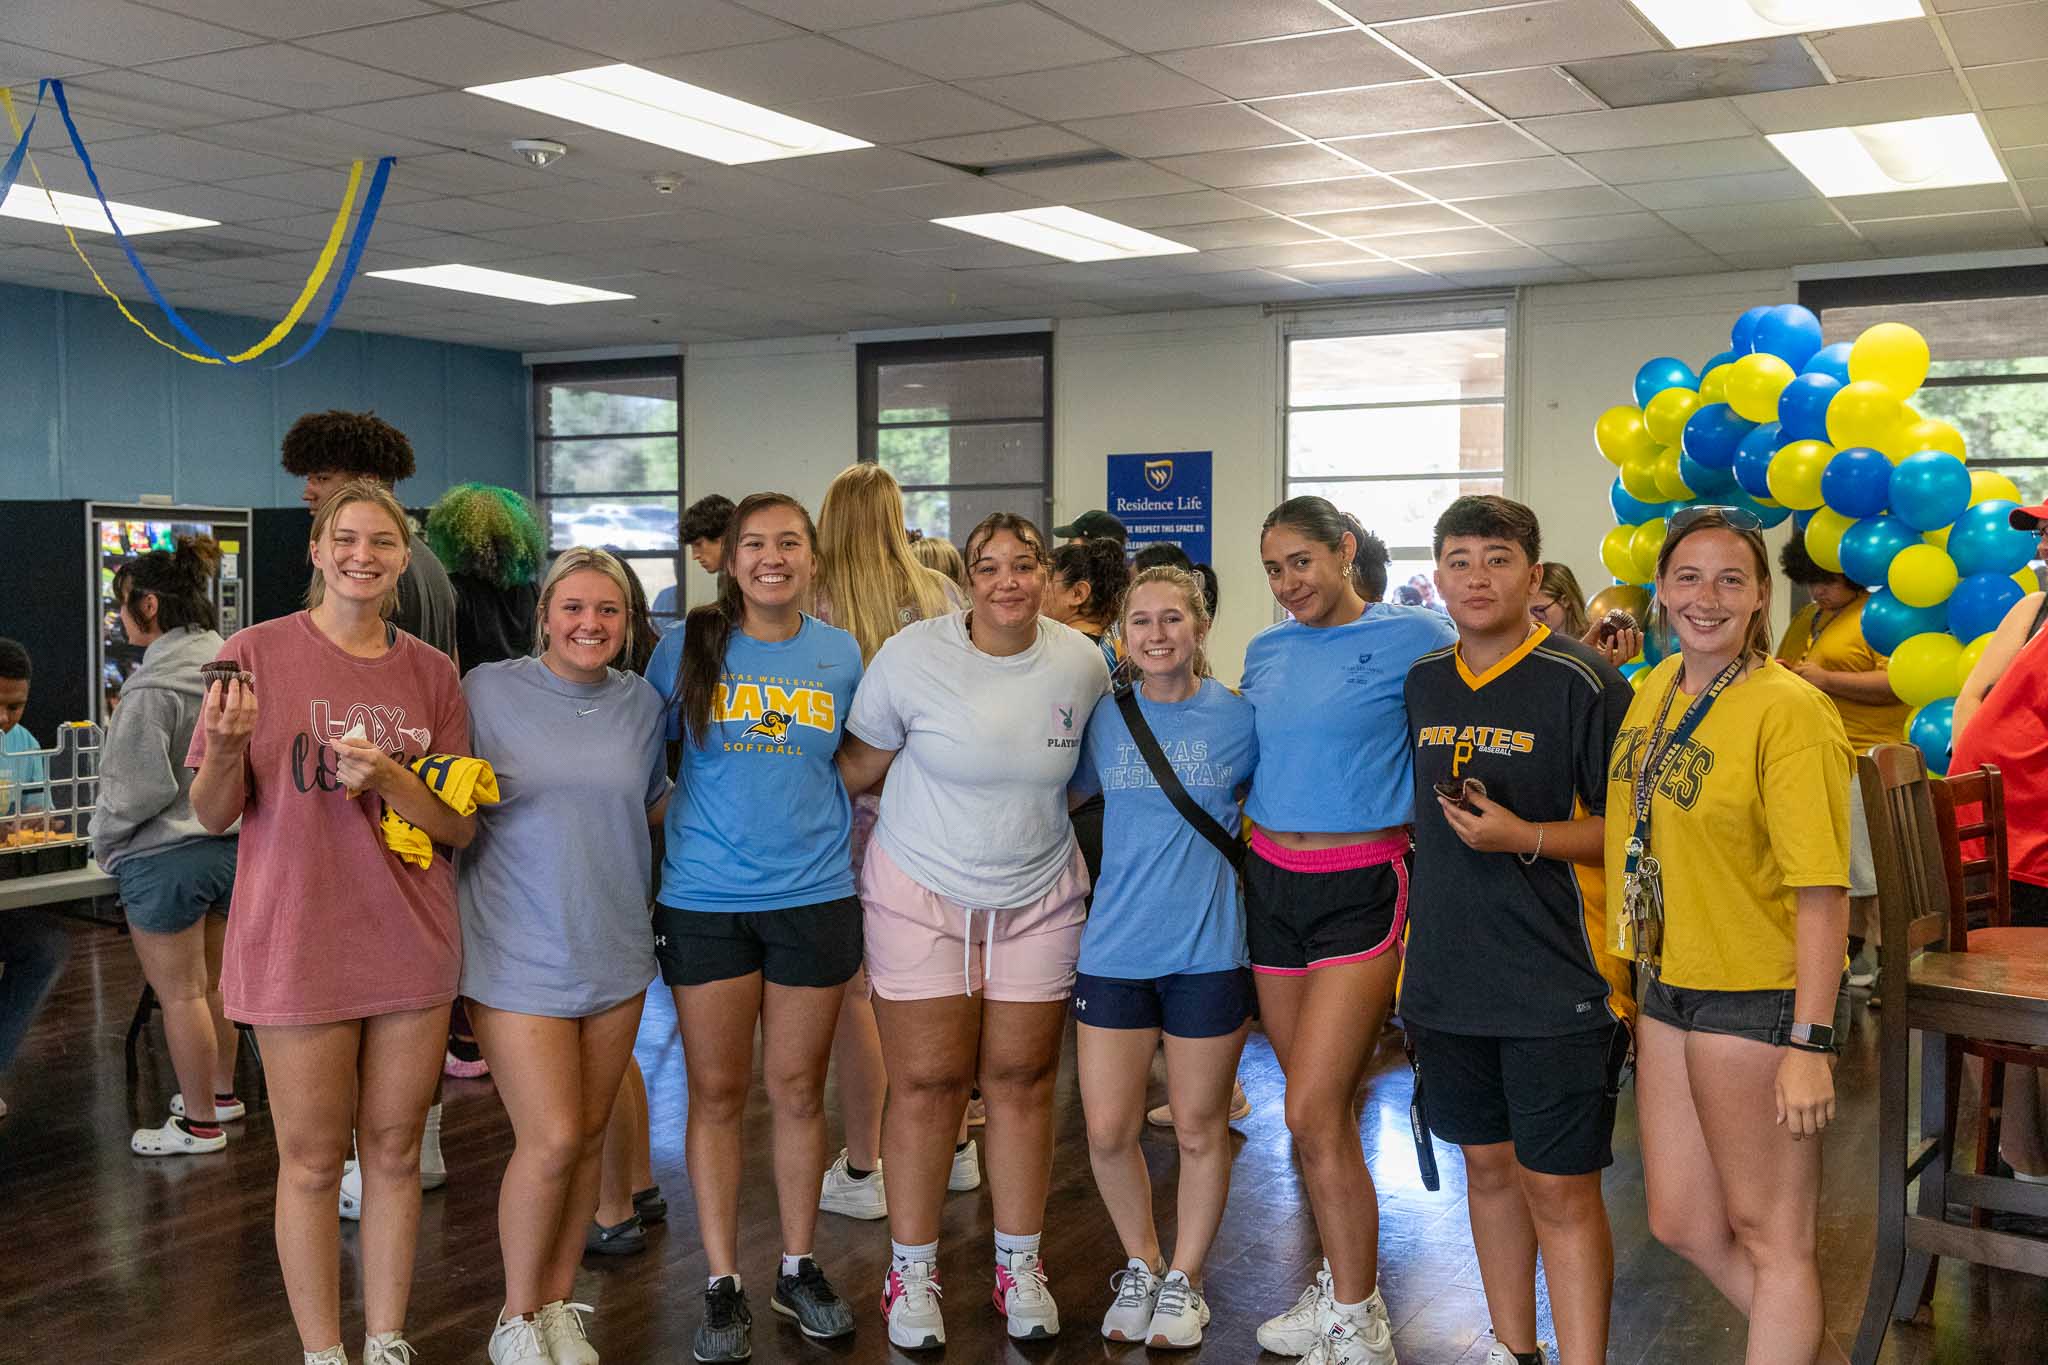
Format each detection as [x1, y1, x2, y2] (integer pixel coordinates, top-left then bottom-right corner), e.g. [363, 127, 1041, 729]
[1070, 566, 1256, 1350]
[1244, 497, 1457, 1365]
[645, 493, 864, 1362]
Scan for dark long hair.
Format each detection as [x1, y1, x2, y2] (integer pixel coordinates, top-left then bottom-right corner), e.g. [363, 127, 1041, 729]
[677, 492, 816, 746]
[1050, 537, 1129, 630]
[1261, 496, 1385, 600]
[115, 535, 221, 634]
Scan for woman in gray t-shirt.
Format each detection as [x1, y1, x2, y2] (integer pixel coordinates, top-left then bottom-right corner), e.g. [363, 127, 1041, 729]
[458, 548, 669, 1365]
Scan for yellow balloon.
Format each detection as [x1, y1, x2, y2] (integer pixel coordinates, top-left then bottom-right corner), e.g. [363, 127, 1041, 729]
[2018, 568, 2042, 594]
[1765, 438, 1832, 511]
[1804, 507, 1855, 573]
[1631, 518, 1668, 582]
[1849, 321, 1930, 401]
[1620, 445, 1665, 502]
[1600, 524, 1639, 581]
[1887, 543, 1959, 609]
[1595, 404, 1653, 467]
[1697, 363, 1732, 404]
[1956, 632, 1995, 695]
[1889, 630, 1964, 709]
[1970, 469, 2022, 506]
[1652, 445, 1693, 501]
[1892, 416, 1964, 461]
[1726, 352, 1795, 424]
[1644, 386, 1703, 447]
[1925, 526, 1950, 551]
[1826, 380, 1901, 450]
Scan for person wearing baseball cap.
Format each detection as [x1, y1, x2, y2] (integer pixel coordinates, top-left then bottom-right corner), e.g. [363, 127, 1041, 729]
[1954, 502, 2048, 735]
[1053, 510, 1126, 545]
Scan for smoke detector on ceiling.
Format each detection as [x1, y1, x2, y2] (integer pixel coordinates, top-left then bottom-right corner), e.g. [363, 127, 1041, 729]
[511, 139, 567, 169]
[648, 173, 684, 195]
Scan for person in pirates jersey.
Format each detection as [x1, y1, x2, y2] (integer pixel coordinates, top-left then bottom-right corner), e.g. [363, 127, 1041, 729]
[1402, 497, 1635, 1365]
[1242, 497, 1457, 1365]
[187, 481, 474, 1365]
[643, 493, 863, 1362]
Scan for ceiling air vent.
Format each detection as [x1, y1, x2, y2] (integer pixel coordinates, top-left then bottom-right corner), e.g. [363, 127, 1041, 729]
[918, 148, 1129, 178]
[1565, 37, 1823, 109]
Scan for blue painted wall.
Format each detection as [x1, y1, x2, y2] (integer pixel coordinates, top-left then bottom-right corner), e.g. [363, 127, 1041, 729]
[0, 282, 529, 507]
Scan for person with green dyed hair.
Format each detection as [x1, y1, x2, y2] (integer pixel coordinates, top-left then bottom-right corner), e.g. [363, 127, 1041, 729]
[424, 483, 548, 678]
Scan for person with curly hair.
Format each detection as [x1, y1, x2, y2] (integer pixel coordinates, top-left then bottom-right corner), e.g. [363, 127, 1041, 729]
[282, 410, 458, 664]
[425, 484, 548, 678]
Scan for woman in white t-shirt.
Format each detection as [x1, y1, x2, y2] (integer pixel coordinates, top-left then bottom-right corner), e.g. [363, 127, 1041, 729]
[838, 512, 1111, 1351]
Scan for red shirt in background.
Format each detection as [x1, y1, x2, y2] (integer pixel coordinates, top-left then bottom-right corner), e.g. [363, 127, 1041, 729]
[1951, 624, 2048, 889]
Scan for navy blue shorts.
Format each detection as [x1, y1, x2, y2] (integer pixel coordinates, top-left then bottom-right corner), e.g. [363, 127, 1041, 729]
[1071, 968, 1252, 1039]
[115, 837, 236, 936]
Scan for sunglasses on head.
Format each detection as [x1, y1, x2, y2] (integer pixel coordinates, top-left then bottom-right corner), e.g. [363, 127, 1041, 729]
[1668, 504, 1763, 534]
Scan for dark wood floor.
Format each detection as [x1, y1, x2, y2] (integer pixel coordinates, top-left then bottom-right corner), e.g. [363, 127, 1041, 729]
[2, 917, 2042, 1363]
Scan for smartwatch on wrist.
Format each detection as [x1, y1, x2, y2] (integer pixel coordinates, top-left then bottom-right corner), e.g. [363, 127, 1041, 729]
[1787, 1021, 1837, 1054]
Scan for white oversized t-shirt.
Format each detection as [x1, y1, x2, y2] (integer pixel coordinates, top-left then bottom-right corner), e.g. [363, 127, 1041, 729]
[848, 612, 1111, 909]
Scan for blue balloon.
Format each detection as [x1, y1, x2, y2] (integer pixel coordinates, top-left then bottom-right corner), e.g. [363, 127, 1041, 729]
[1888, 451, 1972, 533]
[1700, 348, 1737, 379]
[1754, 303, 1824, 369]
[1680, 452, 1736, 496]
[1839, 515, 1923, 588]
[1680, 401, 1754, 469]
[1947, 571, 2026, 644]
[1862, 588, 1949, 656]
[1949, 499, 2038, 577]
[1803, 341, 1853, 384]
[1776, 371, 1841, 442]
[1909, 698, 1956, 777]
[1634, 356, 1699, 407]
[1819, 446, 1892, 519]
[1733, 421, 1780, 499]
[1726, 487, 1790, 529]
[1610, 478, 1665, 526]
[1731, 305, 1772, 354]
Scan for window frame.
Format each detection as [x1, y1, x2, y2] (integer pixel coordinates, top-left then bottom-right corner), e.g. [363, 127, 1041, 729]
[857, 331, 1054, 541]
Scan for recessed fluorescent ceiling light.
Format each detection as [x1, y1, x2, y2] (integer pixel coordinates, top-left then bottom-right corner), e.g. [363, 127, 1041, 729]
[1767, 114, 2005, 198]
[1626, 0, 1922, 47]
[0, 186, 217, 235]
[467, 64, 869, 165]
[932, 207, 1196, 262]
[365, 265, 633, 305]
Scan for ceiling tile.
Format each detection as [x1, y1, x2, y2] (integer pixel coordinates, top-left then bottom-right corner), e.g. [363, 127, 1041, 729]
[1151, 142, 1363, 188]
[382, 149, 574, 196]
[81, 133, 310, 182]
[1453, 184, 1636, 220]
[835, 4, 1122, 81]
[1623, 170, 1819, 210]
[4, 0, 256, 66]
[1832, 182, 2023, 221]
[2009, 146, 2048, 175]
[788, 84, 1030, 142]
[127, 183, 334, 223]
[1455, 66, 1604, 118]
[747, 146, 962, 194]
[472, 0, 798, 59]
[1366, 225, 1516, 256]
[1035, 0, 1345, 52]
[1295, 201, 1475, 234]
[142, 44, 438, 108]
[1207, 240, 1388, 268]
[1331, 0, 1516, 20]
[1330, 122, 1545, 172]
[1378, 0, 1659, 77]
[1808, 19, 1950, 81]
[1166, 217, 1323, 249]
[1505, 211, 1680, 243]
[861, 177, 1044, 217]
[298, 14, 598, 87]
[1280, 259, 1427, 283]
[1857, 209, 2043, 250]
[1716, 241, 1877, 268]
[1523, 99, 1754, 153]
[136, 0, 435, 38]
[1437, 263, 1591, 285]
[1233, 174, 1424, 214]
[1392, 246, 1556, 271]
[1086, 190, 1272, 227]
[1063, 104, 1289, 158]
[1944, 3, 2048, 66]
[1734, 72, 1969, 134]
[1564, 38, 1821, 108]
[1578, 257, 1724, 279]
[1687, 224, 1868, 257]
[1252, 79, 1490, 138]
[899, 125, 1100, 165]
[987, 159, 1207, 202]
[2020, 176, 2048, 206]
[1989, 102, 2048, 147]
[732, 0, 996, 26]
[0, 39, 105, 83]
[1655, 199, 1842, 232]
[191, 114, 443, 164]
[1404, 156, 1597, 198]
[1966, 59, 2048, 111]
[651, 37, 927, 105]
[1155, 30, 1421, 99]
[962, 58, 1221, 121]
[1542, 236, 1721, 266]
[43, 70, 288, 129]
[1571, 136, 1787, 184]
[376, 196, 558, 233]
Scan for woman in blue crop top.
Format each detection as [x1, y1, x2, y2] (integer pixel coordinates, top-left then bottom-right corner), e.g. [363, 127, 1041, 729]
[1238, 496, 1456, 1365]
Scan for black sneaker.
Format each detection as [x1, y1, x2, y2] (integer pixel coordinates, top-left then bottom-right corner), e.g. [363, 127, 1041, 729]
[773, 1257, 856, 1340]
[693, 1276, 752, 1362]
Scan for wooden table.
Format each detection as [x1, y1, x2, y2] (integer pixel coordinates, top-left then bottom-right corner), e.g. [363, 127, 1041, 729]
[0, 859, 118, 912]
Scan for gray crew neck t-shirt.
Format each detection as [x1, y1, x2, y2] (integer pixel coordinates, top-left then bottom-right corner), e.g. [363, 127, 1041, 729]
[396, 533, 460, 664]
[458, 655, 669, 1017]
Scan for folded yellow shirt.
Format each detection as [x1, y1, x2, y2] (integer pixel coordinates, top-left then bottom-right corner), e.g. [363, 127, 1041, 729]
[382, 753, 499, 870]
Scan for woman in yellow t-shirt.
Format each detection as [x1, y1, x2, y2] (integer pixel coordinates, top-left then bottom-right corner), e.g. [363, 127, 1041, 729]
[1604, 507, 1853, 1365]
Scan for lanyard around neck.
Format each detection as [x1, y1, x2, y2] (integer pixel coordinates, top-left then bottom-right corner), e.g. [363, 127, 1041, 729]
[1624, 654, 1748, 876]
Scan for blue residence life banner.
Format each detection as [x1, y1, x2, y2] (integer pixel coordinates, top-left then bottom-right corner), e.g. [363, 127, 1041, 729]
[1106, 451, 1212, 565]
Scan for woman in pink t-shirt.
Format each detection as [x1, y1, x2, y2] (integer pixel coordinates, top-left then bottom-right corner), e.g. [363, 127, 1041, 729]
[190, 481, 474, 1365]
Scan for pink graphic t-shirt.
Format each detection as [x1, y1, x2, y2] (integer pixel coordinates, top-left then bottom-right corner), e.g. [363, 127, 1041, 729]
[187, 612, 471, 1026]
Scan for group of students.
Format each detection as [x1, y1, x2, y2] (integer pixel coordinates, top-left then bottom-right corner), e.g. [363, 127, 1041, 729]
[10, 397, 1885, 1365]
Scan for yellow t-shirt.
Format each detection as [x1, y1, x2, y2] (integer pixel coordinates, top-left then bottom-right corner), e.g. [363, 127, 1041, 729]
[1776, 597, 1910, 753]
[1603, 656, 1852, 992]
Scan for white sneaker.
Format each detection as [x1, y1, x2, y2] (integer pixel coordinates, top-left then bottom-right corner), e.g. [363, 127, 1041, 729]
[1100, 1258, 1159, 1341]
[420, 1103, 447, 1191]
[339, 1159, 363, 1221]
[948, 1139, 981, 1192]
[538, 1301, 597, 1365]
[488, 1314, 550, 1365]
[994, 1250, 1060, 1339]
[303, 1348, 347, 1365]
[170, 1092, 246, 1121]
[819, 1149, 888, 1219]
[364, 1331, 416, 1365]
[880, 1260, 945, 1349]
[130, 1115, 227, 1156]
[1301, 1299, 1398, 1365]
[1147, 1271, 1210, 1349]
[1485, 1342, 1547, 1365]
[1258, 1262, 1332, 1356]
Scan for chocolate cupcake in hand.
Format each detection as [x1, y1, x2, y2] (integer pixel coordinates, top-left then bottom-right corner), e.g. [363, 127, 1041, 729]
[200, 659, 251, 693]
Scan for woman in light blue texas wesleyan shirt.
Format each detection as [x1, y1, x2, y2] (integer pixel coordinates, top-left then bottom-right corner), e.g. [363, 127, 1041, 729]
[1068, 565, 1256, 1352]
[644, 493, 862, 1362]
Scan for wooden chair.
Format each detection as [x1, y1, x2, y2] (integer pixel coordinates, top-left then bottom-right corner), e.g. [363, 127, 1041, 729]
[1855, 746, 2048, 1365]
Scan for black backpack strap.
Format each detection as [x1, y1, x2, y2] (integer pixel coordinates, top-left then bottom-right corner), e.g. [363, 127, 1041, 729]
[1114, 685, 1244, 872]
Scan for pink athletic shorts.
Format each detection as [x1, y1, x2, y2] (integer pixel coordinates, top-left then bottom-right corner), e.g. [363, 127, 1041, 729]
[860, 840, 1089, 1002]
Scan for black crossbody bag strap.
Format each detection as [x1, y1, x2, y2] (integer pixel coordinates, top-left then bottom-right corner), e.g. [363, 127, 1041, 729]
[1114, 685, 1244, 873]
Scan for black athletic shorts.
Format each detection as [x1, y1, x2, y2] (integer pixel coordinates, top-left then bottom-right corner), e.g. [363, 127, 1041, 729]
[1410, 1020, 1630, 1176]
[653, 897, 863, 989]
[1243, 838, 1409, 975]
